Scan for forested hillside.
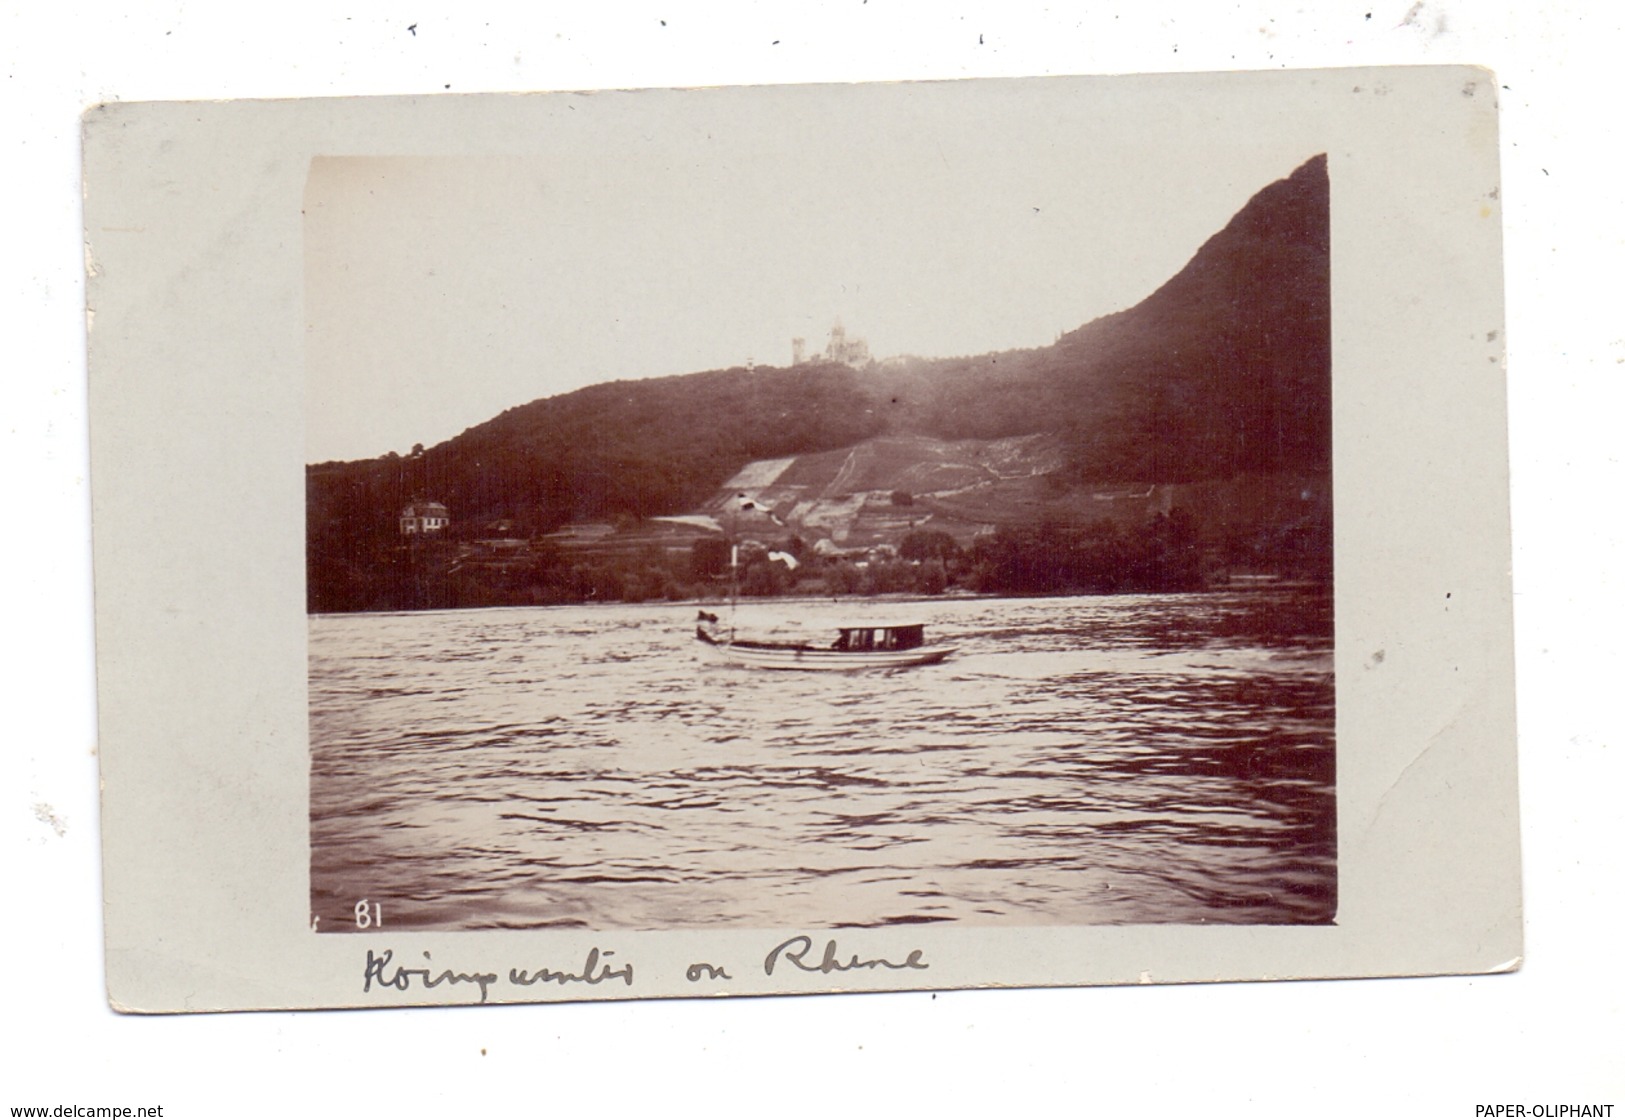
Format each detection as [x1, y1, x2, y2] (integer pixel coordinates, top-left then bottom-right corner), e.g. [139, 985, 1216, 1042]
[308, 154, 1330, 612]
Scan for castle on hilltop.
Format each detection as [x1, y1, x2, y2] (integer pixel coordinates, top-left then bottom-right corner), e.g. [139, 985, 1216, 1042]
[791, 320, 870, 368]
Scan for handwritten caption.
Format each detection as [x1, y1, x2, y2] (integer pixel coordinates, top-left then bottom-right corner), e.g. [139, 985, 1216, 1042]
[362, 935, 928, 1004]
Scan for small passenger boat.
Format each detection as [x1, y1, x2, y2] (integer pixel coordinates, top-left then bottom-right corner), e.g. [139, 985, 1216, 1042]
[695, 613, 956, 671]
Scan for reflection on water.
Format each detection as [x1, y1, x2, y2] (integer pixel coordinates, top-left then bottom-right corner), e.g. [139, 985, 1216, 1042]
[310, 590, 1334, 931]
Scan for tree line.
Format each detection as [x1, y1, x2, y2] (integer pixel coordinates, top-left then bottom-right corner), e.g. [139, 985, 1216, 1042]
[308, 513, 1254, 614]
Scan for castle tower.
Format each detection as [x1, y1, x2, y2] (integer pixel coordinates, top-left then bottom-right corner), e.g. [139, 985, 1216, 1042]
[791, 337, 805, 365]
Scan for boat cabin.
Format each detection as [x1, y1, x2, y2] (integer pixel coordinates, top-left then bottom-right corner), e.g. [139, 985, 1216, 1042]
[833, 624, 926, 652]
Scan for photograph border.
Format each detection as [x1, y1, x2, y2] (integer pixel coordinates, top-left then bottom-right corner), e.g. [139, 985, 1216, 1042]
[85, 67, 1517, 1011]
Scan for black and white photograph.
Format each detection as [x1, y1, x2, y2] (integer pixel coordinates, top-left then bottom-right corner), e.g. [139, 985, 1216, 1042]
[84, 65, 1520, 1020]
[303, 98, 1334, 935]
[18, 0, 1618, 1111]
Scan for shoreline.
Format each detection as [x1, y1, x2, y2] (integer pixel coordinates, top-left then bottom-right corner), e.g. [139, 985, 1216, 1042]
[306, 580, 1333, 620]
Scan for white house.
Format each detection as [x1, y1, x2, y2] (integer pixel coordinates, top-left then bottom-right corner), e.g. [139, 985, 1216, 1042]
[400, 501, 450, 535]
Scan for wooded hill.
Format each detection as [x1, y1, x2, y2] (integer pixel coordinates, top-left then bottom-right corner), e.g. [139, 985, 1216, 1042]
[308, 154, 1329, 612]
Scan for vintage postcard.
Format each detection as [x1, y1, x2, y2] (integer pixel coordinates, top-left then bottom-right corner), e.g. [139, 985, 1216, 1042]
[85, 67, 1518, 1011]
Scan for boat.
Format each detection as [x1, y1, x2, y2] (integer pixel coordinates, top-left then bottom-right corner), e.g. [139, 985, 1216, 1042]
[693, 493, 956, 670]
[695, 613, 957, 671]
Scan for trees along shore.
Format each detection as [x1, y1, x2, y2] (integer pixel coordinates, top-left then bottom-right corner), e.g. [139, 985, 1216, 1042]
[306, 512, 1325, 614]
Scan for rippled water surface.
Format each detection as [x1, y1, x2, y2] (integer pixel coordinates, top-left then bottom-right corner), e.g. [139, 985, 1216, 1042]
[310, 590, 1334, 931]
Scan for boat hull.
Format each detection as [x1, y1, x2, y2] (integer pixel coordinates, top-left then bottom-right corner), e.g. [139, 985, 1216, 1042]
[698, 640, 957, 671]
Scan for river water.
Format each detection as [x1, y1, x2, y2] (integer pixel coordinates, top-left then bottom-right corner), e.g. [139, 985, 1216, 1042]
[309, 589, 1334, 932]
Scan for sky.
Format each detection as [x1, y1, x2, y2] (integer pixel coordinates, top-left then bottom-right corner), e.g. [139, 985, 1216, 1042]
[304, 78, 1327, 463]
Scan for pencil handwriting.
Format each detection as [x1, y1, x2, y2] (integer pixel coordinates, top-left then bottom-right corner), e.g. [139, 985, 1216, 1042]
[762, 935, 929, 976]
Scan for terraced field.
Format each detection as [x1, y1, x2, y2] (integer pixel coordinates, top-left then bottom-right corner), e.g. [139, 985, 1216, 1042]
[681, 431, 1328, 557]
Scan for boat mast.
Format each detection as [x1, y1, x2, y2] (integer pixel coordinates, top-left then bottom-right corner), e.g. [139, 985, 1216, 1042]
[729, 493, 753, 641]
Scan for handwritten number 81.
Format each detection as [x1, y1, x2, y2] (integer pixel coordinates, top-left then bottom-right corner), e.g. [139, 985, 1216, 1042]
[354, 900, 382, 929]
